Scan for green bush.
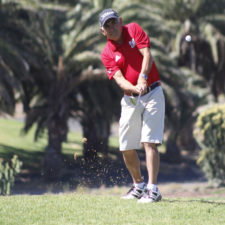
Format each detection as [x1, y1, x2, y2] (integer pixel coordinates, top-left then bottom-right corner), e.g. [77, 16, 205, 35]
[194, 104, 225, 186]
[0, 155, 22, 195]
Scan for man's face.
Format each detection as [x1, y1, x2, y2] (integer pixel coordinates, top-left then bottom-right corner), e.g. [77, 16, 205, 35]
[101, 18, 122, 42]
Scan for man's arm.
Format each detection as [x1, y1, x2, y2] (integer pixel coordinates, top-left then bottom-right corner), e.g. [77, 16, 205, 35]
[113, 47, 153, 95]
[137, 47, 153, 93]
[139, 47, 153, 75]
[113, 70, 140, 94]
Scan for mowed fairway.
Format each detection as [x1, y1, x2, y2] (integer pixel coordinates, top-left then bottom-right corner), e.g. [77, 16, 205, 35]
[0, 194, 225, 225]
[1, 119, 225, 225]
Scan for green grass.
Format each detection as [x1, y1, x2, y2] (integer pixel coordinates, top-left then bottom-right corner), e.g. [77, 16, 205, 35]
[0, 194, 225, 225]
[0, 118, 84, 153]
[1, 118, 225, 225]
[0, 118, 84, 170]
[0, 118, 119, 169]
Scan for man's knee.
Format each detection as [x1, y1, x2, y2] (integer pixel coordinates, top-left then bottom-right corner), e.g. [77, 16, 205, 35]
[143, 143, 158, 152]
[122, 149, 136, 157]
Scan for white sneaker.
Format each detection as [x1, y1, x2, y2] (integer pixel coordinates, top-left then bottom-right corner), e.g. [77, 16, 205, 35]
[121, 185, 146, 199]
[138, 188, 162, 203]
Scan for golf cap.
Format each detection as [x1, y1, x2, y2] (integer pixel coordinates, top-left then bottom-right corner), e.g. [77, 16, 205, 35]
[99, 8, 119, 27]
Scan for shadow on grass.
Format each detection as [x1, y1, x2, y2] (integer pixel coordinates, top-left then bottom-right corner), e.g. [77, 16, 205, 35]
[0, 143, 205, 195]
[163, 198, 225, 205]
[0, 144, 132, 194]
[0, 144, 43, 172]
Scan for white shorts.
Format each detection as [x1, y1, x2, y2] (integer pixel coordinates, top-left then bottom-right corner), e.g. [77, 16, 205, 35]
[119, 86, 165, 151]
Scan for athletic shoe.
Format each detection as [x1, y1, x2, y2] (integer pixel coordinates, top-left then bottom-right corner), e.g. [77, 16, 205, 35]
[121, 185, 146, 199]
[138, 188, 162, 203]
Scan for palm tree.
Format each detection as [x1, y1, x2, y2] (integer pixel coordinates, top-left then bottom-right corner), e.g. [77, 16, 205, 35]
[77, 69, 121, 160]
[1, 1, 86, 178]
[91, 0, 114, 8]
[62, 1, 121, 161]
[0, 0, 121, 179]
[0, 1, 32, 115]
[146, 0, 225, 160]
[111, 0, 212, 161]
[15, 0, 120, 178]
[151, 0, 225, 98]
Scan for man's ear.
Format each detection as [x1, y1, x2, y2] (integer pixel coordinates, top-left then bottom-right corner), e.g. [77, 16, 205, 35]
[100, 27, 106, 36]
[119, 17, 122, 26]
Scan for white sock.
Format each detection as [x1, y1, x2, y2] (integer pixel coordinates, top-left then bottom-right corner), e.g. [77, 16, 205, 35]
[147, 184, 157, 191]
[134, 182, 145, 189]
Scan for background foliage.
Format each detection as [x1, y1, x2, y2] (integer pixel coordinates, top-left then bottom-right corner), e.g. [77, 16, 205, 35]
[0, 0, 225, 181]
[0, 155, 22, 195]
[194, 104, 225, 186]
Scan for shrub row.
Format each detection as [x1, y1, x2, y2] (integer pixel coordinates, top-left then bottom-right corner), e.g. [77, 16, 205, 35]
[194, 104, 225, 186]
[0, 155, 22, 195]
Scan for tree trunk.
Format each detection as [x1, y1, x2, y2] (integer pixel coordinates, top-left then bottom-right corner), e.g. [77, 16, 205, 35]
[163, 132, 181, 163]
[43, 119, 67, 180]
[82, 116, 110, 163]
[177, 118, 198, 151]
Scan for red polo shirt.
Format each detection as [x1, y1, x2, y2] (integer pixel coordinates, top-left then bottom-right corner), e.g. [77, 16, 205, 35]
[101, 22, 160, 86]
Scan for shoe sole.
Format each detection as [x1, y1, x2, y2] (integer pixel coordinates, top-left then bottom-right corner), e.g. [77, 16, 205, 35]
[138, 195, 162, 203]
[121, 193, 145, 200]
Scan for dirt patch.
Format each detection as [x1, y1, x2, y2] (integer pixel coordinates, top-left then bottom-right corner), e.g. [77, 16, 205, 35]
[13, 156, 224, 198]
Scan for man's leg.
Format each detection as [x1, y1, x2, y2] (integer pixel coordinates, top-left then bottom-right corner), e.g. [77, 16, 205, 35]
[122, 150, 143, 184]
[138, 142, 162, 203]
[121, 150, 146, 199]
[143, 143, 159, 184]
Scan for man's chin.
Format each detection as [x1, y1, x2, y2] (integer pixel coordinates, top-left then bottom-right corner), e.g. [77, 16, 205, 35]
[109, 36, 120, 42]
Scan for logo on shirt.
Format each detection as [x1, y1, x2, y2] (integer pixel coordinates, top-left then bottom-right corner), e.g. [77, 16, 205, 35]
[107, 68, 112, 74]
[129, 38, 136, 48]
[115, 55, 121, 62]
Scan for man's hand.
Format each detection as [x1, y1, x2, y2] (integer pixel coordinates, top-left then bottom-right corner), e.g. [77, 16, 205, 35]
[114, 70, 142, 94]
[136, 78, 148, 95]
[113, 70, 147, 95]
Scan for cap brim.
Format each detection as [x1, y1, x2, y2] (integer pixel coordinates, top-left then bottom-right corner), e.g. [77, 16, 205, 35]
[101, 15, 119, 26]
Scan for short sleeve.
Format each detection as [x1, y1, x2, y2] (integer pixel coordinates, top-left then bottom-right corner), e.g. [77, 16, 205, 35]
[131, 23, 150, 49]
[101, 51, 120, 80]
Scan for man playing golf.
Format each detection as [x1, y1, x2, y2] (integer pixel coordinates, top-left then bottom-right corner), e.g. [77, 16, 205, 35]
[99, 9, 165, 203]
